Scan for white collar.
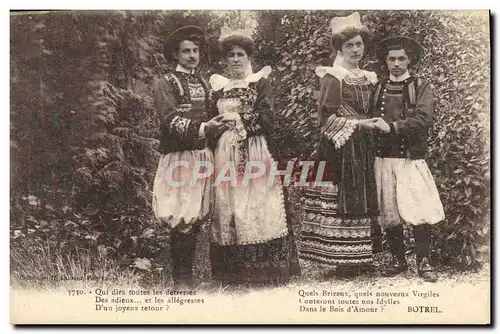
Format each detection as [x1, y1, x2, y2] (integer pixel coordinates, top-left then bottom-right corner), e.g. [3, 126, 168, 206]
[390, 71, 410, 82]
[314, 65, 378, 85]
[176, 64, 195, 75]
[209, 66, 272, 92]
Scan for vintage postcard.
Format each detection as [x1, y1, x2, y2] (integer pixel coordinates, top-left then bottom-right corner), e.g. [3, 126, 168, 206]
[9, 9, 490, 324]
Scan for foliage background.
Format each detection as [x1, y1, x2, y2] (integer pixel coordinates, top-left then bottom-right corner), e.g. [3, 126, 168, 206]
[10, 10, 490, 286]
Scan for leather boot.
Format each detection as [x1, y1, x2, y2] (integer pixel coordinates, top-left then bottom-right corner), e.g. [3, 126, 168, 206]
[170, 231, 201, 289]
[414, 224, 438, 282]
[382, 224, 408, 276]
[170, 231, 183, 284]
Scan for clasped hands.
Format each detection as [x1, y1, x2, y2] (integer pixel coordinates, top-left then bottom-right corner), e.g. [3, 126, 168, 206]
[359, 117, 391, 133]
[204, 113, 240, 137]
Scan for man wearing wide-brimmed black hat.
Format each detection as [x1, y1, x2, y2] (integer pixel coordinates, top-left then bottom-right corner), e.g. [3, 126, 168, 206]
[369, 36, 445, 282]
[152, 25, 226, 289]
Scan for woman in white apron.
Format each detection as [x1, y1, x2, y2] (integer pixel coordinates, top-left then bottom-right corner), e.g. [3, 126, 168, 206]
[208, 27, 301, 286]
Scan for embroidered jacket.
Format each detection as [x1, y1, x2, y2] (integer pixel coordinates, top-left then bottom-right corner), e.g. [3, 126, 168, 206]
[369, 74, 435, 159]
[153, 65, 214, 154]
[315, 66, 378, 148]
[209, 66, 277, 157]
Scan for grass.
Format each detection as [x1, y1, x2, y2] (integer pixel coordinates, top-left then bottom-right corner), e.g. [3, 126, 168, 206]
[10, 186, 489, 293]
[10, 232, 489, 294]
[10, 240, 145, 291]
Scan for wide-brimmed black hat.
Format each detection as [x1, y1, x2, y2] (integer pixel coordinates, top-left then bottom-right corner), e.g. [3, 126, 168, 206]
[376, 36, 424, 63]
[163, 25, 207, 62]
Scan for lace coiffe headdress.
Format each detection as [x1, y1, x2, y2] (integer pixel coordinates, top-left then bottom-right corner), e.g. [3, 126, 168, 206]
[218, 25, 254, 42]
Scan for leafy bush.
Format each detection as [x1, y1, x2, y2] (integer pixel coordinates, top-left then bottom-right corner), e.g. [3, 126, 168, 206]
[10, 10, 490, 284]
[10, 11, 225, 281]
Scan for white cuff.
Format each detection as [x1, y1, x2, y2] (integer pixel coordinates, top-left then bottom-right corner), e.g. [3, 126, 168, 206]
[327, 119, 358, 150]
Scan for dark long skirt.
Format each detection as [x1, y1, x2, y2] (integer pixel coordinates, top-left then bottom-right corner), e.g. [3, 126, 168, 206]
[210, 188, 301, 285]
[300, 131, 380, 267]
[210, 234, 300, 285]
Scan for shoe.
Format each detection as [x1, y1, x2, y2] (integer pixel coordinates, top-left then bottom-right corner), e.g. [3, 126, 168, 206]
[359, 264, 378, 275]
[320, 269, 337, 280]
[335, 266, 359, 279]
[418, 257, 438, 282]
[414, 225, 438, 282]
[382, 258, 408, 277]
[173, 277, 203, 290]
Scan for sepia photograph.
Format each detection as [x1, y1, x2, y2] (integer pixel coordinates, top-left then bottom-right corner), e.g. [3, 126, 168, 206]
[9, 9, 491, 324]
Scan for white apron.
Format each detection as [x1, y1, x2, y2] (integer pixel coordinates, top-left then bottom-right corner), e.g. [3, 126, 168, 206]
[209, 67, 288, 245]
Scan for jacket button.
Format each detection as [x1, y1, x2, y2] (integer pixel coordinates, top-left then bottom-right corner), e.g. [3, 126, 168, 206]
[381, 107, 384, 111]
[382, 101, 385, 105]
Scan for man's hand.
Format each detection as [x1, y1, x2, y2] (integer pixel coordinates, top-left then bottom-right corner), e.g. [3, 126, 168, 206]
[205, 114, 228, 136]
[373, 118, 391, 133]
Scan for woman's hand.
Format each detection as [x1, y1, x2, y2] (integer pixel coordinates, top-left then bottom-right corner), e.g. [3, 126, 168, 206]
[358, 117, 382, 130]
[219, 112, 240, 129]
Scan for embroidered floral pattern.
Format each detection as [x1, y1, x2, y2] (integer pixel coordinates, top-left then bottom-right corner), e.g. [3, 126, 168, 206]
[303, 213, 372, 227]
[188, 82, 206, 103]
[168, 72, 210, 106]
[301, 240, 372, 253]
[301, 221, 371, 238]
[321, 106, 359, 150]
[222, 87, 257, 106]
[170, 116, 191, 136]
[175, 103, 192, 114]
[165, 73, 185, 99]
[300, 252, 372, 265]
[327, 119, 358, 149]
[303, 199, 338, 211]
[240, 109, 262, 134]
